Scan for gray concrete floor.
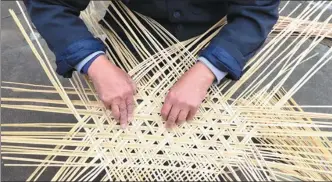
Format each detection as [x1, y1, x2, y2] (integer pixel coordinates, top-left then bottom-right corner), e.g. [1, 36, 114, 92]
[1, 1, 332, 181]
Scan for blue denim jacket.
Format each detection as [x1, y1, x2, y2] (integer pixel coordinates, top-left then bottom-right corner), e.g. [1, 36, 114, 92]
[24, 0, 279, 79]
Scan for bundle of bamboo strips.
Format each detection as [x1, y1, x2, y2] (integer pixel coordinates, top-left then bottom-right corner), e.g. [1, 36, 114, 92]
[2, 1, 332, 181]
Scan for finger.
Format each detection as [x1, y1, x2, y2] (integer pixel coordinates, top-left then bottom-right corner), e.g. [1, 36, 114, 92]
[187, 107, 198, 121]
[176, 109, 189, 126]
[166, 106, 180, 129]
[161, 100, 172, 121]
[126, 96, 134, 123]
[119, 100, 128, 129]
[110, 102, 120, 121]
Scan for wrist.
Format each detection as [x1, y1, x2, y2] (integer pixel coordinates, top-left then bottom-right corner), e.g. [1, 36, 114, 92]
[75, 51, 105, 74]
[195, 62, 216, 84]
[197, 56, 228, 84]
[87, 55, 112, 77]
[81, 52, 105, 74]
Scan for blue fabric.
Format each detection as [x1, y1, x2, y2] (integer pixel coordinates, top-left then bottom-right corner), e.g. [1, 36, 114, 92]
[56, 38, 105, 78]
[24, 0, 106, 78]
[200, 43, 243, 80]
[199, 0, 279, 80]
[24, 0, 279, 79]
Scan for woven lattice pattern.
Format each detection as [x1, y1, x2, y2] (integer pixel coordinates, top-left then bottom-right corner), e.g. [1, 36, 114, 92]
[2, 1, 332, 181]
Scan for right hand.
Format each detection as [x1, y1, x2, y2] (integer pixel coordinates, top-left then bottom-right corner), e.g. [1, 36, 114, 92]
[87, 55, 136, 129]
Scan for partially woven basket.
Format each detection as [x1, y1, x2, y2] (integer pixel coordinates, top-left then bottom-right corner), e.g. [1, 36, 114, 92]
[2, 1, 332, 181]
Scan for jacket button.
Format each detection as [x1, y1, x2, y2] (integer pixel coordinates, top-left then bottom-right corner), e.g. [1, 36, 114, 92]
[173, 10, 182, 19]
[176, 24, 183, 32]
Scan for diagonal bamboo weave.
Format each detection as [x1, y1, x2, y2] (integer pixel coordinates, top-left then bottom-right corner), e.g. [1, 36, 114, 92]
[2, 1, 332, 181]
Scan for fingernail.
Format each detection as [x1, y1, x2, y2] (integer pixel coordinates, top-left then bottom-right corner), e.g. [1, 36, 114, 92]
[121, 123, 127, 129]
[165, 124, 173, 131]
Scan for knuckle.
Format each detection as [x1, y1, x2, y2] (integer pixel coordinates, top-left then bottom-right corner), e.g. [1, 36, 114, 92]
[177, 117, 184, 122]
[111, 96, 121, 103]
[119, 92, 127, 99]
[127, 108, 133, 113]
[120, 116, 127, 122]
[167, 91, 176, 99]
[177, 100, 190, 108]
[100, 94, 111, 103]
[161, 111, 167, 117]
[113, 112, 120, 119]
[119, 105, 126, 110]
[127, 104, 133, 110]
[168, 115, 176, 122]
[120, 107, 127, 113]
[127, 102, 134, 108]
[163, 99, 171, 106]
[119, 90, 131, 99]
[171, 98, 180, 105]
[128, 85, 134, 92]
[125, 84, 134, 92]
[177, 100, 187, 107]
[188, 102, 197, 108]
[124, 88, 132, 95]
[178, 114, 186, 122]
[128, 101, 134, 107]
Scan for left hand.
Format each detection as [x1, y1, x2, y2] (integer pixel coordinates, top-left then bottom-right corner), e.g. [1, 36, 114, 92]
[161, 62, 215, 129]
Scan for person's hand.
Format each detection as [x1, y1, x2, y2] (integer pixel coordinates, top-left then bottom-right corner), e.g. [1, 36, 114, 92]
[88, 55, 136, 129]
[161, 62, 215, 129]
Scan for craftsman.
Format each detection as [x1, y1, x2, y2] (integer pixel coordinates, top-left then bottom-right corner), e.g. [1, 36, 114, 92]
[23, 0, 280, 129]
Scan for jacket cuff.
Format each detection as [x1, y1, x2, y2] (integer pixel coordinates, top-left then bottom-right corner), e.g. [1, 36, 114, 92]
[55, 38, 106, 78]
[75, 51, 105, 74]
[199, 41, 244, 80]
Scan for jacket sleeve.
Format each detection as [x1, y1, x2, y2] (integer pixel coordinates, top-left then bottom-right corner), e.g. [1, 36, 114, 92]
[199, 0, 280, 80]
[24, 0, 106, 78]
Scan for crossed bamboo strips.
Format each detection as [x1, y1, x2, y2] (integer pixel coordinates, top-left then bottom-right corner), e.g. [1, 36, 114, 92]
[2, 1, 332, 181]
